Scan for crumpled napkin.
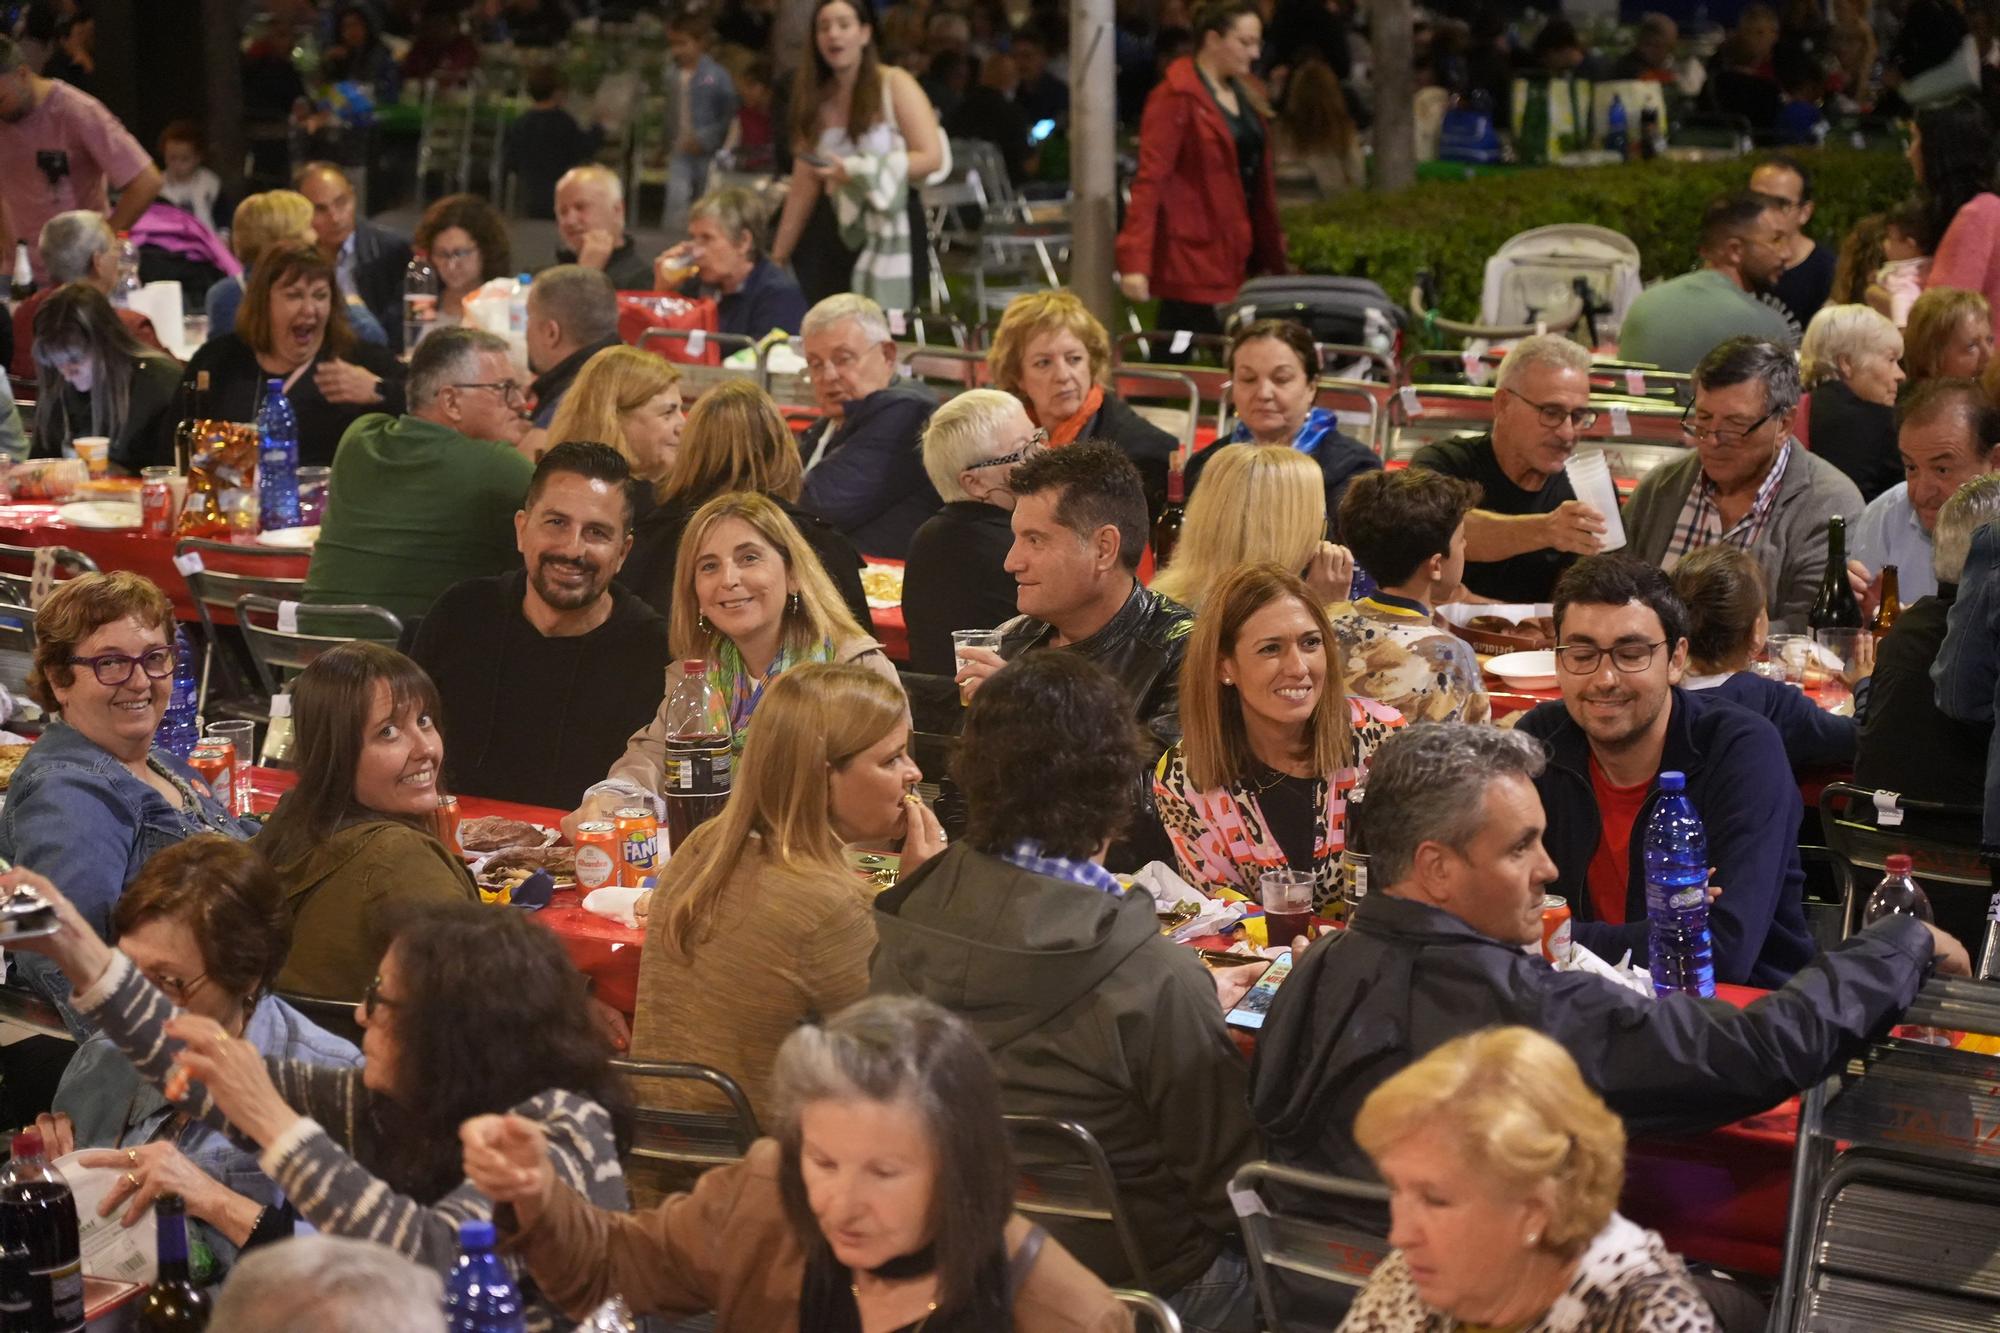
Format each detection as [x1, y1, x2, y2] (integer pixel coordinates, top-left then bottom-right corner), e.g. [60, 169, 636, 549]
[1129, 862, 1246, 941]
[1556, 941, 1655, 996]
[582, 886, 647, 928]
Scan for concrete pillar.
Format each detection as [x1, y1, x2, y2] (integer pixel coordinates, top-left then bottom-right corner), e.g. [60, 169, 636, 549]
[1069, 0, 1117, 324]
[1370, 0, 1417, 192]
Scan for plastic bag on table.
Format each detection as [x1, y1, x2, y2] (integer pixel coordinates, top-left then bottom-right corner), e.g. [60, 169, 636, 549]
[176, 421, 258, 539]
[618, 292, 721, 366]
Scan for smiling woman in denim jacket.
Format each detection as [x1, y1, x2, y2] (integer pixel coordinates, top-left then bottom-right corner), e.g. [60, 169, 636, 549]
[0, 572, 251, 1026]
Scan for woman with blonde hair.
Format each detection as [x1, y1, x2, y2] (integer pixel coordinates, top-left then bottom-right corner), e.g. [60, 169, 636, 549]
[628, 663, 942, 1111]
[1798, 303, 1905, 500]
[1904, 286, 1994, 384]
[580, 492, 900, 823]
[1153, 562, 1402, 909]
[1151, 443, 1353, 612]
[613, 378, 868, 622]
[1343, 1027, 1716, 1331]
[206, 192, 386, 345]
[545, 346, 686, 494]
[987, 289, 1177, 515]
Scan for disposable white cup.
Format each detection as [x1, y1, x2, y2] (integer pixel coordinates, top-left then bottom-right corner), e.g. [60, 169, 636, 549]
[1564, 449, 1628, 552]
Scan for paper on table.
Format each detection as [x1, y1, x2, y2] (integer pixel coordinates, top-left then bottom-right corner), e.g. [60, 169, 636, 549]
[54, 1153, 157, 1285]
[582, 886, 647, 928]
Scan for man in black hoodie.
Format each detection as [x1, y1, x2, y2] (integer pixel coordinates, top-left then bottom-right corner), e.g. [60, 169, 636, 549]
[873, 653, 1261, 1332]
[411, 442, 670, 810]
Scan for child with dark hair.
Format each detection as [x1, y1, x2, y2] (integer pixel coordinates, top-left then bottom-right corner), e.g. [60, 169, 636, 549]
[1874, 198, 1937, 326]
[502, 64, 606, 220]
[157, 119, 224, 235]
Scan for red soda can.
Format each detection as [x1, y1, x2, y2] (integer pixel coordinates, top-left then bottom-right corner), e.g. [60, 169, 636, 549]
[189, 741, 233, 812]
[575, 821, 619, 890]
[615, 807, 660, 886]
[434, 794, 463, 857]
[140, 478, 174, 536]
[1540, 894, 1573, 964]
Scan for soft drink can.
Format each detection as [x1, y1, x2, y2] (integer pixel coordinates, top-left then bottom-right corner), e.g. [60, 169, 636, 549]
[434, 794, 463, 857]
[140, 478, 174, 536]
[615, 807, 660, 887]
[1540, 894, 1573, 964]
[189, 741, 233, 813]
[575, 821, 619, 891]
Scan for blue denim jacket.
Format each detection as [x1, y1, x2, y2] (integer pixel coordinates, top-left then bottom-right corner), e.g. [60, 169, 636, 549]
[0, 722, 253, 1026]
[52, 993, 360, 1276]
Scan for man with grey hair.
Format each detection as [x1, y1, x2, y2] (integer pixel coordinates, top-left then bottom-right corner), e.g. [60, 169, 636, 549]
[305, 327, 537, 621]
[1850, 378, 2000, 604]
[524, 264, 621, 429]
[905, 388, 1042, 672]
[798, 292, 941, 557]
[653, 185, 807, 337]
[0, 34, 162, 285]
[1858, 475, 2000, 867]
[551, 164, 654, 290]
[1249, 720, 1967, 1236]
[1409, 333, 1610, 602]
[210, 1234, 445, 1333]
[8, 208, 161, 378]
[1625, 335, 1862, 630]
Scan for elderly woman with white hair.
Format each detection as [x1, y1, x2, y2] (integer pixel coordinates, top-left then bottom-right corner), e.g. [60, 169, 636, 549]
[1340, 1026, 1718, 1333]
[902, 388, 1043, 675]
[1800, 303, 1906, 501]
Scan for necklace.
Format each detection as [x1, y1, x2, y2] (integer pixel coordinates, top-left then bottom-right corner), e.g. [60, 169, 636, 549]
[848, 1283, 938, 1332]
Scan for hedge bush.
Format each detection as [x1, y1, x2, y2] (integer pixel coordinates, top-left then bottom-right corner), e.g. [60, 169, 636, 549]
[1282, 147, 1914, 333]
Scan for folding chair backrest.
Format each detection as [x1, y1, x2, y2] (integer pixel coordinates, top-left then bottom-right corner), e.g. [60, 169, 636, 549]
[614, 1058, 763, 1171]
[0, 602, 36, 700]
[636, 328, 763, 402]
[1112, 1290, 1183, 1333]
[903, 347, 990, 396]
[1113, 368, 1201, 453]
[1005, 1114, 1155, 1291]
[1232, 1160, 1391, 1331]
[234, 594, 404, 697]
[275, 991, 365, 1046]
[0, 542, 98, 608]
[1819, 783, 1988, 939]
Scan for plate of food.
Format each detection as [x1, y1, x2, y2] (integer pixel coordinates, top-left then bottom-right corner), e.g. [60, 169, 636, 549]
[255, 525, 320, 549]
[54, 501, 143, 530]
[478, 843, 576, 887]
[1485, 649, 1559, 691]
[0, 745, 29, 793]
[457, 814, 560, 856]
[861, 564, 904, 610]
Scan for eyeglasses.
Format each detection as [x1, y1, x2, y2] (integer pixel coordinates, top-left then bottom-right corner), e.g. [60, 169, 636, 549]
[67, 646, 175, 687]
[363, 975, 401, 1021]
[453, 380, 526, 404]
[971, 428, 1049, 471]
[1555, 640, 1668, 675]
[1507, 390, 1598, 431]
[1680, 406, 1779, 446]
[141, 967, 210, 1006]
[432, 245, 480, 263]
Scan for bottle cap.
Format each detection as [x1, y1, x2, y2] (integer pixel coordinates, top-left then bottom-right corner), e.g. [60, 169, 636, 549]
[9, 1130, 40, 1159]
[459, 1219, 497, 1248]
[682, 659, 706, 671]
[1657, 771, 1685, 793]
[1886, 853, 1914, 875]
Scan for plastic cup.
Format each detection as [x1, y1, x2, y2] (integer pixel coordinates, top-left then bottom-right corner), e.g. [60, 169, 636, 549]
[1813, 628, 1873, 709]
[1762, 633, 1813, 685]
[73, 437, 109, 479]
[1259, 868, 1316, 946]
[205, 720, 257, 814]
[297, 466, 331, 526]
[1563, 449, 1627, 552]
[952, 629, 1003, 705]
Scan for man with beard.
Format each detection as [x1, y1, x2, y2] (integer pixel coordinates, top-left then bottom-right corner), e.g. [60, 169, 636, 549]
[1515, 553, 1816, 986]
[1617, 192, 1799, 372]
[0, 34, 161, 286]
[305, 328, 536, 622]
[412, 441, 670, 809]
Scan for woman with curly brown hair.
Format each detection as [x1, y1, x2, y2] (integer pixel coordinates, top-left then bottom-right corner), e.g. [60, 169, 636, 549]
[411, 193, 513, 328]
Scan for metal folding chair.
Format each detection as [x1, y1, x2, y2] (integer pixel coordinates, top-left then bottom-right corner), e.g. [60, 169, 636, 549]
[615, 1058, 763, 1174]
[0, 541, 98, 608]
[1818, 783, 1989, 941]
[174, 538, 308, 718]
[636, 328, 763, 402]
[233, 594, 404, 698]
[1005, 1113, 1155, 1292]
[1113, 368, 1201, 455]
[1112, 1290, 1182, 1332]
[1231, 1160, 1390, 1332]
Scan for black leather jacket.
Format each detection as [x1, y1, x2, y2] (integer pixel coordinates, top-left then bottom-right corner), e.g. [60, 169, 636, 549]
[996, 580, 1195, 765]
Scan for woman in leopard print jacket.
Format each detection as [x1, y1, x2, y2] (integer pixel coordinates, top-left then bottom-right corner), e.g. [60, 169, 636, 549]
[1339, 1028, 1719, 1333]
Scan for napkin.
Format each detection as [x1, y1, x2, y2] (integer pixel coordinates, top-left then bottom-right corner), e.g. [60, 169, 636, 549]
[1557, 941, 1654, 996]
[583, 886, 647, 928]
[1130, 862, 1246, 941]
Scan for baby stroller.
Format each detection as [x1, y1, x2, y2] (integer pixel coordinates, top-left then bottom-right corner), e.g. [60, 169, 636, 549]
[1479, 224, 1643, 349]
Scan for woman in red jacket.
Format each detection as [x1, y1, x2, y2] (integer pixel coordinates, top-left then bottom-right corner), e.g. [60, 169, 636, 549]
[1116, 1, 1288, 337]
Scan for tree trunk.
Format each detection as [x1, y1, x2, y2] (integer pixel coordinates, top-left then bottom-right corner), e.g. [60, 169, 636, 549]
[1069, 0, 1118, 326]
[1369, 0, 1416, 192]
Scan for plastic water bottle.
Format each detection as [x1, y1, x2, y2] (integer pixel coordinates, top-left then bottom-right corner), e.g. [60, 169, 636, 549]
[662, 661, 732, 856]
[403, 251, 439, 350]
[444, 1219, 524, 1333]
[156, 627, 201, 761]
[1604, 94, 1630, 159]
[110, 232, 142, 309]
[256, 379, 303, 531]
[1862, 854, 1933, 925]
[1642, 771, 1714, 997]
[0, 1131, 83, 1333]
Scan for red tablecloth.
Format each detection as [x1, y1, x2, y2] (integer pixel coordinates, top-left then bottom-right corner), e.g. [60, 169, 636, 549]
[0, 505, 310, 623]
[244, 768, 645, 1013]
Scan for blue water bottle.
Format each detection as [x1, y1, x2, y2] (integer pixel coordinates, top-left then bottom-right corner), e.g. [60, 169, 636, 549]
[155, 627, 200, 760]
[256, 378, 303, 531]
[444, 1219, 524, 1333]
[1642, 771, 1714, 997]
[1605, 93, 1630, 159]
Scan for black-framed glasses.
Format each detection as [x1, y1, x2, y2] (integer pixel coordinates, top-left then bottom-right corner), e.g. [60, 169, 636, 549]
[1507, 390, 1598, 431]
[432, 245, 480, 263]
[1681, 405, 1779, 445]
[971, 428, 1049, 471]
[66, 646, 175, 687]
[363, 975, 401, 1020]
[453, 380, 526, 404]
[1555, 640, 1669, 675]
[141, 967, 210, 1006]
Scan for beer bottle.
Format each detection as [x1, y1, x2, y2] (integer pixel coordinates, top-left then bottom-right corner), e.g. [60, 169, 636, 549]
[1336, 785, 1369, 922]
[1152, 453, 1187, 567]
[1807, 516, 1863, 630]
[137, 1195, 210, 1331]
[1871, 565, 1901, 641]
[173, 372, 209, 476]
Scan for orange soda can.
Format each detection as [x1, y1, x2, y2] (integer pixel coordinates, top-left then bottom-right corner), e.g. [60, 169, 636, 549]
[615, 807, 660, 886]
[190, 741, 233, 813]
[434, 794, 463, 857]
[575, 821, 620, 890]
[1540, 894, 1573, 964]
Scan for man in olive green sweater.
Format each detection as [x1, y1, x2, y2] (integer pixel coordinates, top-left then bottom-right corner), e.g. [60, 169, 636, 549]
[305, 327, 537, 623]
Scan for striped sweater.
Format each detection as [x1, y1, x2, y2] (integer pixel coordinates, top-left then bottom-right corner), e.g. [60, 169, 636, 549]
[75, 952, 629, 1332]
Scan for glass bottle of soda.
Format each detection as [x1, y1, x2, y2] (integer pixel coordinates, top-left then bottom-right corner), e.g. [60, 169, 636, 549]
[137, 1194, 210, 1331]
[1152, 454, 1187, 567]
[0, 1131, 83, 1333]
[661, 661, 732, 856]
[1871, 564, 1901, 642]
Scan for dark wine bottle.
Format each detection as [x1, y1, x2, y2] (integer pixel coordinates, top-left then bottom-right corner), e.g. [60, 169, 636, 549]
[1152, 454, 1187, 567]
[136, 1195, 209, 1331]
[1807, 516, 1863, 630]
[172, 371, 209, 476]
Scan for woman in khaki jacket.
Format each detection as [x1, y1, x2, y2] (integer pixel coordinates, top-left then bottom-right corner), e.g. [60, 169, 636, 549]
[465, 995, 1132, 1332]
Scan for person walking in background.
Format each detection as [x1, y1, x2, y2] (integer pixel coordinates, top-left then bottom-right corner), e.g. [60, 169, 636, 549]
[1116, 1, 1286, 337]
[504, 64, 606, 222]
[663, 14, 739, 237]
[1914, 99, 2000, 323]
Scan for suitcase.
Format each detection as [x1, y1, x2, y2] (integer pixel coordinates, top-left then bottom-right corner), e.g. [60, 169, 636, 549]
[1222, 276, 1410, 351]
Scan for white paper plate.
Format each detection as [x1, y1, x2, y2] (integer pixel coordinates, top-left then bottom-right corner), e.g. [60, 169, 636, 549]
[254, 525, 320, 549]
[1485, 649, 1558, 691]
[54, 501, 142, 530]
